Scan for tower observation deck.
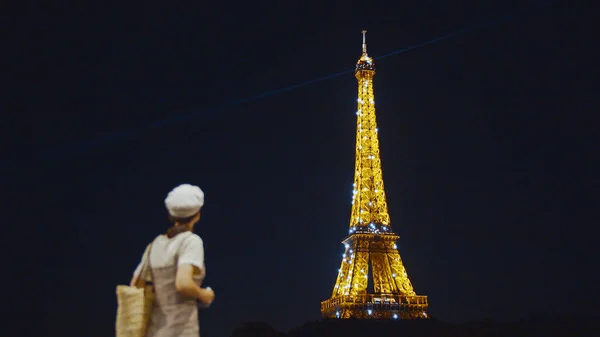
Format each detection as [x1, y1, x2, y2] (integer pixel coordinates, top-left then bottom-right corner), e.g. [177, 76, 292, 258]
[320, 31, 429, 320]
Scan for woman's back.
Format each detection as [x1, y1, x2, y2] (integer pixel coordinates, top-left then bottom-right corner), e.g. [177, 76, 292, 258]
[135, 232, 206, 337]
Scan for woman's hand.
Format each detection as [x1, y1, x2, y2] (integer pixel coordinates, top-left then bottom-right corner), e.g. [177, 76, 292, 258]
[199, 287, 215, 305]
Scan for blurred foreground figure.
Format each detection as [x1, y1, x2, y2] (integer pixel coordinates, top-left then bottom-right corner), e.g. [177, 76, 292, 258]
[130, 184, 215, 337]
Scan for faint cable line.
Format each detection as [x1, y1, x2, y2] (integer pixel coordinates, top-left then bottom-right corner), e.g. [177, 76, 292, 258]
[29, 4, 551, 162]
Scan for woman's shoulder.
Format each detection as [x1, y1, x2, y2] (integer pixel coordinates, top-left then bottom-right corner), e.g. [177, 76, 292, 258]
[174, 231, 203, 246]
[151, 232, 203, 249]
[183, 232, 203, 244]
[174, 232, 204, 256]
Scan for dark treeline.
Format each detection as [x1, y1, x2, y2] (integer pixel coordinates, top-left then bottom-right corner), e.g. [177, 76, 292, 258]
[230, 314, 599, 337]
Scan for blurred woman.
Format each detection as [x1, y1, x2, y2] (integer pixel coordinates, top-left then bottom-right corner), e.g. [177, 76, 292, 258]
[130, 184, 215, 337]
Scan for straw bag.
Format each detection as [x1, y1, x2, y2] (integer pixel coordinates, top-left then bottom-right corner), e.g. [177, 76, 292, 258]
[116, 244, 155, 337]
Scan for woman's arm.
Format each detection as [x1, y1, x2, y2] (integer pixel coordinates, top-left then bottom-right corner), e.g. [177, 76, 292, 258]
[176, 235, 215, 304]
[129, 244, 151, 288]
[176, 264, 214, 304]
[129, 275, 144, 288]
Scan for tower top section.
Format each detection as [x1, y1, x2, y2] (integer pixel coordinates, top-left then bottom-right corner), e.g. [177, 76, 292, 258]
[356, 30, 375, 73]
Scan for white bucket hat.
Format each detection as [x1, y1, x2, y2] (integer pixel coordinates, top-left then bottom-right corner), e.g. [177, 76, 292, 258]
[164, 184, 205, 218]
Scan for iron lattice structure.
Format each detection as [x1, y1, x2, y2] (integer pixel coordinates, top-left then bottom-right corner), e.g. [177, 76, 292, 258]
[320, 31, 429, 320]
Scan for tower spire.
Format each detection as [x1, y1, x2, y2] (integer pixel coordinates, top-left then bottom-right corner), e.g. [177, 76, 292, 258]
[361, 30, 368, 55]
[321, 32, 429, 321]
[356, 30, 374, 73]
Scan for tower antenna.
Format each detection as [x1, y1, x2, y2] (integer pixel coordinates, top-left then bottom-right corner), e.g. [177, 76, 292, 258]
[361, 30, 368, 55]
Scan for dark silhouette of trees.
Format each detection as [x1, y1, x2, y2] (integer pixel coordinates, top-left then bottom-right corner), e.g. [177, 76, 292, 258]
[231, 322, 286, 337]
[230, 314, 599, 337]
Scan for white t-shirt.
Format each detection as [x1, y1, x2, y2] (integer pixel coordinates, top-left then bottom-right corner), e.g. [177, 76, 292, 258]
[133, 232, 205, 282]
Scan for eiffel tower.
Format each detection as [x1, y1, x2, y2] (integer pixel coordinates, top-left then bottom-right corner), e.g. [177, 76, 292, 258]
[320, 31, 429, 320]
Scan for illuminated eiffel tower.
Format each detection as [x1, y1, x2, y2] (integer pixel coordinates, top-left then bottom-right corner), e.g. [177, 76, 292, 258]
[320, 31, 429, 320]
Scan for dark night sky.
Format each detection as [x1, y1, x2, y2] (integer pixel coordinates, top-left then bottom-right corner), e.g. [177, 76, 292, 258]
[9, 1, 597, 337]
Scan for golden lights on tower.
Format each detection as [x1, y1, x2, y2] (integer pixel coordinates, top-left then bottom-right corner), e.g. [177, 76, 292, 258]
[320, 30, 429, 320]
